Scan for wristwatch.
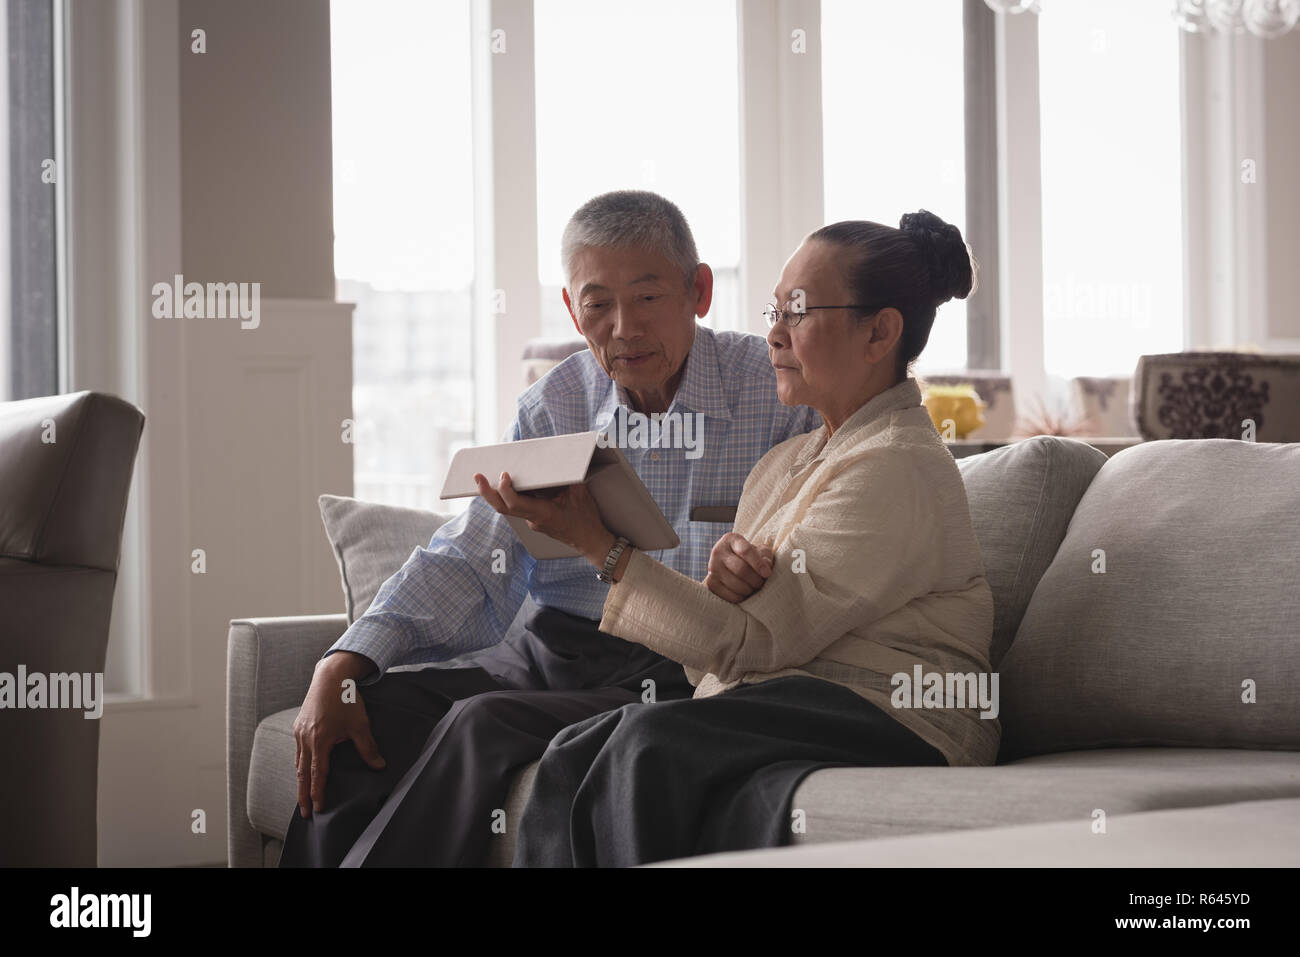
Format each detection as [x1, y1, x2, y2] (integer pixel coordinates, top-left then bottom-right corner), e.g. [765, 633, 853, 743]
[597, 536, 632, 584]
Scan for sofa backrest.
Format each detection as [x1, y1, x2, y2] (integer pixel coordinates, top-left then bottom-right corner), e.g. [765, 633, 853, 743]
[0, 390, 144, 866]
[0, 390, 145, 571]
[321, 435, 1110, 671]
[997, 438, 1300, 761]
[956, 436, 1108, 668]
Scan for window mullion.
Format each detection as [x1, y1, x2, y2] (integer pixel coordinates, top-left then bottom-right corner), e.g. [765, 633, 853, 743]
[964, 0, 1000, 372]
[472, 0, 541, 445]
[738, 0, 823, 338]
[993, 7, 1047, 411]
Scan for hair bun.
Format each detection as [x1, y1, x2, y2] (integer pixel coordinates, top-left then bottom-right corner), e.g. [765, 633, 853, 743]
[898, 209, 975, 304]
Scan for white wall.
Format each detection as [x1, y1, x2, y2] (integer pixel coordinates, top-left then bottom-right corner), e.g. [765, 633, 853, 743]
[69, 0, 350, 866]
[178, 0, 335, 298]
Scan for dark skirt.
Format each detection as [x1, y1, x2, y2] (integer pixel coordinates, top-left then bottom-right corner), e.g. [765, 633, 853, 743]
[512, 675, 948, 867]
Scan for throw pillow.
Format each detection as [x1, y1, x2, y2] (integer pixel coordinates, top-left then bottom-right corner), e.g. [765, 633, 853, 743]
[318, 494, 454, 622]
[956, 436, 1107, 667]
[997, 438, 1300, 760]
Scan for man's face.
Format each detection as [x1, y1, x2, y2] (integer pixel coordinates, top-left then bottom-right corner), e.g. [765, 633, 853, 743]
[564, 245, 710, 404]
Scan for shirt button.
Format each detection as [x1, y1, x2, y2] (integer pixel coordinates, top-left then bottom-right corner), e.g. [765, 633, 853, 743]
[651, 452, 661, 462]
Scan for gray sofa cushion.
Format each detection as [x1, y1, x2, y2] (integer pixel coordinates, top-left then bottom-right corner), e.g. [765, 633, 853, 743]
[955, 436, 1107, 667]
[247, 709, 301, 841]
[998, 438, 1300, 761]
[785, 747, 1300, 844]
[318, 494, 454, 621]
[248, 708, 1300, 863]
[659, 797, 1300, 867]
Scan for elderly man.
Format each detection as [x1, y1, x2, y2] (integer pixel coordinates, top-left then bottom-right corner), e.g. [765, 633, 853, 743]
[278, 190, 819, 867]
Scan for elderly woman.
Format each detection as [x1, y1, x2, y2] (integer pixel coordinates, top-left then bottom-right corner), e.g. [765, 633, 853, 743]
[476, 209, 999, 867]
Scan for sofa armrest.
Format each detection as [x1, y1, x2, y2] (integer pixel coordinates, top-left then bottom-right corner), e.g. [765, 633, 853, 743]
[226, 614, 347, 868]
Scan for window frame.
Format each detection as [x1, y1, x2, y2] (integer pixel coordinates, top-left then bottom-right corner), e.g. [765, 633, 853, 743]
[477, 0, 1003, 444]
[4, 0, 61, 401]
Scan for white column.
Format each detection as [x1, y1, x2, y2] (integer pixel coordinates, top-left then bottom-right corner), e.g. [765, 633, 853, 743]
[738, 0, 824, 337]
[1181, 29, 1280, 353]
[472, 0, 541, 443]
[994, 8, 1047, 416]
[1231, 35, 1269, 351]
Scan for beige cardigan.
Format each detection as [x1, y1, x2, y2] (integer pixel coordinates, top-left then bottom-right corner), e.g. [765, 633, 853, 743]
[600, 376, 1001, 767]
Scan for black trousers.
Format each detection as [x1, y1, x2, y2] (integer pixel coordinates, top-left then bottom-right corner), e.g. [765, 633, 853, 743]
[512, 674, 949, 867]
[276, 605, 693, 867]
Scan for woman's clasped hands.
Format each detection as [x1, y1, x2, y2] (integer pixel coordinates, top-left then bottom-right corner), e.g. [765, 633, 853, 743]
[704, 532, 775, 604]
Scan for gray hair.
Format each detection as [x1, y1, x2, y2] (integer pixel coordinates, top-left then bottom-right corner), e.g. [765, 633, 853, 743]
[561, 190, 700, 292]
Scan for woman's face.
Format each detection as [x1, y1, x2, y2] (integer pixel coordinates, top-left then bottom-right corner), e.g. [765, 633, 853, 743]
[767, 239, 897, 424]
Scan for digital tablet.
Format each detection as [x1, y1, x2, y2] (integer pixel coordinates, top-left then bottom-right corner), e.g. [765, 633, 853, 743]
[440, 431, 681, 559]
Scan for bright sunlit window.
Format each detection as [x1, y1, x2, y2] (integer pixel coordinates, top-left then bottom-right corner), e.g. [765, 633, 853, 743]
[821, 0, 969, 373]
[1038, 0, 1184, 377]
[534, 0, 741, 336]
[331, 0, 475, 511]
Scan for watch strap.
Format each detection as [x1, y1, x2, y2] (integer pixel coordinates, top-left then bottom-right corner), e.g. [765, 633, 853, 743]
[597, 536, 631, 584]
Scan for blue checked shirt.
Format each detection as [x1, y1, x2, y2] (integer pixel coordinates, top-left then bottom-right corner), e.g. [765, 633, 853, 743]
[327, 324, 821, 681]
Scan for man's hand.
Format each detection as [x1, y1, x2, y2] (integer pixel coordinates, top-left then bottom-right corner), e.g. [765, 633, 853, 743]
[475, 471, 614, 566]
[704, 533, 775, 603]
[292, 651, 386, 819]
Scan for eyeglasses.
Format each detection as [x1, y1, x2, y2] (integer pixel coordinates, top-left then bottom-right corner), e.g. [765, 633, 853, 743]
[762, 302, 883, 329]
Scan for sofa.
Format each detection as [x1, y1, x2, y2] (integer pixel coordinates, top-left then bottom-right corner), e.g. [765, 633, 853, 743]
[0, 390, 145, 866]
[227, 433, 1300, 867]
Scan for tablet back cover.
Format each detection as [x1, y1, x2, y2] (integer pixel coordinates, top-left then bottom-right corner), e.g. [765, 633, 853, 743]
[440, 432, 599, 498]
[439, 432, 680, 559]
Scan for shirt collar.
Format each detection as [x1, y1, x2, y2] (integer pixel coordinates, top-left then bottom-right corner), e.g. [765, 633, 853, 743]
[791, 376, 924, 470]
[593, 324, 734, 430]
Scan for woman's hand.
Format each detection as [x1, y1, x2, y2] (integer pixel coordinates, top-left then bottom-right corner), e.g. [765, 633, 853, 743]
[704, 533, 775, 603]
[474, 471, 615, 567]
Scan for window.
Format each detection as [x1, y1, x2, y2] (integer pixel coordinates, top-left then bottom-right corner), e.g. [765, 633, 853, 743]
[1, 0, 60, 402]
[533, 0, 742, 338]
[1037, 0, 1183, 378]
[332, 0, 1186, 491]
[821, 0, 969, 373]
[331, 0, 475, 510]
